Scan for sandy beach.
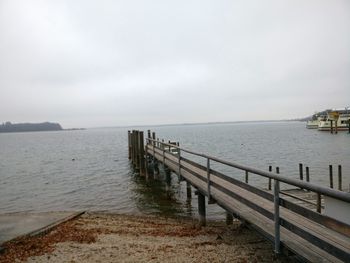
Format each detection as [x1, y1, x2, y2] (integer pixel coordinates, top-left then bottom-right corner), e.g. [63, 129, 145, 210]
[0, 213, 295, 263]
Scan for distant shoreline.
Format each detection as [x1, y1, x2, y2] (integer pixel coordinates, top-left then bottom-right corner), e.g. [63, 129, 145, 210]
[0, 122, 85, 133]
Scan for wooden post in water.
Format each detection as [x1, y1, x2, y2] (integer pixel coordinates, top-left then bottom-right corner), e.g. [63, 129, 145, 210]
[131, 130, 136, 165]
[335, 119, 338, 134]
[268, 165, 272, 191]
[245, 171, 248, 184]
[135, 131, 140, 171]
[329, 165, 333, 189]
[145, 130, 151, 178]
[198, 192, 206, 226]
[306, 166, 310, 183]
[330, 120, 333, 134]
[151, 132, 158, 176]
[134, 130, 138, 167]
[138, 131, 145, 176]
[128, 131, 131, 160]
[338, 165, 342, 191]
[299, 163, 303, 181]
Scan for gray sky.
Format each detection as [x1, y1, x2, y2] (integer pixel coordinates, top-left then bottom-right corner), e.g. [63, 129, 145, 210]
[1, 0, 349, 128]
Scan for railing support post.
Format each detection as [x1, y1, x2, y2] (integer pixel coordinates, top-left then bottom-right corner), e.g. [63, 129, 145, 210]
[274, 167, 280, 254]
[198, 192, 206, 226]
[268, 165, 272, 190]
[317, 193, 322, 213]
[274, 179, 280, 254]
[207, 158, 214, 203]
[178, 148, 182, 181]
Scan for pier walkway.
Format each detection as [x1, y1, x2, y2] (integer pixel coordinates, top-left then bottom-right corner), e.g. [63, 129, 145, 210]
[128, 130, 350, 262]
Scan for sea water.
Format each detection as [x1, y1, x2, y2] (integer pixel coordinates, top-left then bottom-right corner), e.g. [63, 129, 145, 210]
[0, 122, 349, 219]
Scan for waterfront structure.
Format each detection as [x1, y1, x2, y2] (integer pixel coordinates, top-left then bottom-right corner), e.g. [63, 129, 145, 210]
[128, 130, 350, 262]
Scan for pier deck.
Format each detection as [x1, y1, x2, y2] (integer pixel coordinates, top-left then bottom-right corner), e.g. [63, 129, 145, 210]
[128, 130, 350, 262]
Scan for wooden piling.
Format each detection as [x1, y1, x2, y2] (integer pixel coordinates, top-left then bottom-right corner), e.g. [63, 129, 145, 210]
[186, 181, 191, 199]
[338, 165, 342, 191]
[335, 120, 338, 134]
[138, 131, 145, 176]
[306, 166, 310, 183]
[330, 120, 333, 134]
[226, 212, 233, 225]
[198, 192, 206, 226]
[245, 171, 248, 184]
[128, 130, 131, 159]
[299, 163, 303, 181]
[135, 131, 140, 170]
[329, 165, 333, 189]
[152, 132, 156, 146]
[131, 130, 136, 165]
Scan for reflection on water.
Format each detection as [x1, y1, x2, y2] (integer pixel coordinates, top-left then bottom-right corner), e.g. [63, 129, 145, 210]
[130, 167, 190, 217]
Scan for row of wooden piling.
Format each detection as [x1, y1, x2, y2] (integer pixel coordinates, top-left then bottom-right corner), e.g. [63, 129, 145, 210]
[298, 163, 343, 191]
[128, 130, 146, 176]
[244, 163, 344, 214]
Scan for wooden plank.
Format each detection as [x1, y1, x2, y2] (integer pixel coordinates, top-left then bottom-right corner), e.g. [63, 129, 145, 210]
[211, 187, 341, 263]
[211, 174, 350, 251]
[211, 174, 350, 259]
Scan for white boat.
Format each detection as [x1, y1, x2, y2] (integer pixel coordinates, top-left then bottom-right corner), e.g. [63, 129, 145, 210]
[306, 112, 328, 129]
[318, 110, 350, 131]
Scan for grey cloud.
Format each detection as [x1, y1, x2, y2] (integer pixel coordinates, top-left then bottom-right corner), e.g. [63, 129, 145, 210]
[0, 0, 349, 127]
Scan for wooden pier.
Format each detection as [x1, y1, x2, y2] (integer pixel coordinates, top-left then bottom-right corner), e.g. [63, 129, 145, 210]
[128, 130, 350, 262]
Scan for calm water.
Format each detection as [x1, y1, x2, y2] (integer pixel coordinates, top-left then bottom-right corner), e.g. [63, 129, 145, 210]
[0, 122, 349, 219]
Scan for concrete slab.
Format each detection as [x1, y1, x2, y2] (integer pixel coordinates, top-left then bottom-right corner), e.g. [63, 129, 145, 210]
[0, 211, 84, 245]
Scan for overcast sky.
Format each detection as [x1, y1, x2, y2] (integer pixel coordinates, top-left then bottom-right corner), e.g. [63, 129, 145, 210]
[0, 0, 349, 128]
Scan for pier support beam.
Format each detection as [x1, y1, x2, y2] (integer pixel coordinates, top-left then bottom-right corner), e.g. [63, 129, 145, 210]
[226, 211, 233, 225]
[198, 192, 206, 226]
[186, 181, 192, 199]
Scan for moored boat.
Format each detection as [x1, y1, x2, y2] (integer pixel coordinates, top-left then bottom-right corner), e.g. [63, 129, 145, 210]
[318, 109, 350, 131]
[306, 112, 328, 129]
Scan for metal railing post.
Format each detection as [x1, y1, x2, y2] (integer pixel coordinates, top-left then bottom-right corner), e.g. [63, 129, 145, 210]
[207, 158, 211, 202]
[274, 167, 280, 254]
[178, 148, 182, 180]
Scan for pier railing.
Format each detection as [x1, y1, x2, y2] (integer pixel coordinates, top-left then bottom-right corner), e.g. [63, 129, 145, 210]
[128, 130, 350, 261]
